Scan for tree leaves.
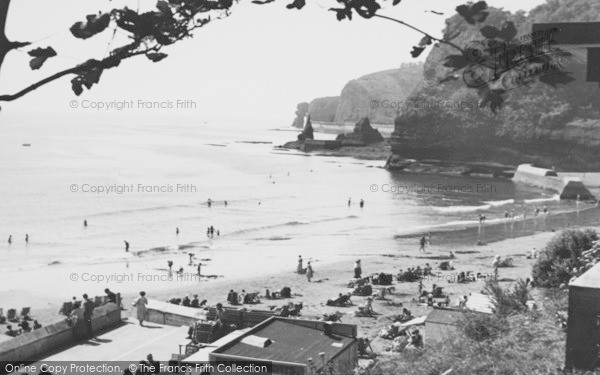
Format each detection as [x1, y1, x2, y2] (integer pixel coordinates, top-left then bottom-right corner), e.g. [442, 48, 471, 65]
[146, 52, 168, 62]
[443, 54, 469, 70]
[70, 13, 111, 39]
[71, 60, 103, 96]
[251, 0, 275, 4]
[456, 1, 488, 25]
[329, 0, 381, 21]
[28, 47, 57, 70]
[286, 0, 305, 10]
[480, 22, 517, 41]
[410, 46, 426, 58]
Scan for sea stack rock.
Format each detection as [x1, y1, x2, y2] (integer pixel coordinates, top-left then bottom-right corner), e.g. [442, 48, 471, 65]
[336, 117, 384, 146]
[291, 102, 309, 128]
[297, 115, 314, 141]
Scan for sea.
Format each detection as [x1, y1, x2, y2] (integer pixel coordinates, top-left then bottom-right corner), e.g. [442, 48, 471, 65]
[0, 111, 597, 297]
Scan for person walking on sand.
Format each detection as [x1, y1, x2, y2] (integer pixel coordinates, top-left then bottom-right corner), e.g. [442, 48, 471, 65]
[197, 262, 202, 276]
[176, 227, 179, 235]
[124, 241, 129, 252]
[84, 219, 87, 227]
[132, 291, 148, 326]
[167, 260, 173, 274]
[207, 198, 212, 208]
[359, 199, 364, 208]
[297, 255, 303, 274]
[348, 197, 351, 207]
[7, 235, 12, 245]
[419, 235, 426, 252]
[306, 262, 314, 282]
[25, 234, 29, 244]
[188, 253, 195, 265]
[354, 259, 362, 279]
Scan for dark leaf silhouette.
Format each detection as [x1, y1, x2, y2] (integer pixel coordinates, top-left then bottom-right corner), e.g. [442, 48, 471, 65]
[443, 54, 469, 69]
[330, 7, 352, 21]
[429, 10, 444, 15]
[71, 61, 103, 96]
[70, 13, 111, 39]
[286, 0, 305, 9]
[352, 0, 381, 18]
[252, 0, 275, 4]
[393, 0, 402, 5]
[456, 1, 488, 25]
[410, 46, 426, 58]
[481, 22, 516, 41]
[146, 52, 168, 62]
[28, 47, 57, 70]
[419, 36, 432, 46]
[156, 1, 172, 16]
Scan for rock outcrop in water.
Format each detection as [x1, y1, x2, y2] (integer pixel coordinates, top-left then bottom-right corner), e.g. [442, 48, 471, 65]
[297, 115, 314, 141]
[336, 118, 384, 146]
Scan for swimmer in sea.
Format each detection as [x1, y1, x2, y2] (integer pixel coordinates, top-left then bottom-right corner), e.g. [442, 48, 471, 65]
[176, 227, 179, 235]
[124, 241, 129, 252]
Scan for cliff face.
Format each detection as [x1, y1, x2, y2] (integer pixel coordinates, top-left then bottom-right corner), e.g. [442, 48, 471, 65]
[308, 97, 340, 123]
[335, 65, 423, 124]
[390, 0, 600, 171]
[296, 63, 423, 125]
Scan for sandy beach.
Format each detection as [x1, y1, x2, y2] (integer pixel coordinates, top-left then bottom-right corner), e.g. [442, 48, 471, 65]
[0, 227, 566, 349]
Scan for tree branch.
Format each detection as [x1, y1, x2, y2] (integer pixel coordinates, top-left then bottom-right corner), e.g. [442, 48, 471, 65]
[0, 0, 31, 74]
[373, 14, 464, 53]
[0, 66, 80, 102]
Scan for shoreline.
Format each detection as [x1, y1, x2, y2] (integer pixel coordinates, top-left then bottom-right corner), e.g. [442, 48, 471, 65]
[2, 220, 596, 346]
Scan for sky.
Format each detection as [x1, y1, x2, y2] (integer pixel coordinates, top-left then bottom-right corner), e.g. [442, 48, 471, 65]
[0, 0, 548, 123]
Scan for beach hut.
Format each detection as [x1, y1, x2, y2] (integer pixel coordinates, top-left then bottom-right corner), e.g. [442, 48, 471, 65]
[209, 317, 358, 375]
[565, 262, 600, 370]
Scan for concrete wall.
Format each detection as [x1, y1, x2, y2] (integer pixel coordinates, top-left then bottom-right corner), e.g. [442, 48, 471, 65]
[0, 303, 121, 363]
[512, 165, 595, 200]
[145, 300, 278, 330]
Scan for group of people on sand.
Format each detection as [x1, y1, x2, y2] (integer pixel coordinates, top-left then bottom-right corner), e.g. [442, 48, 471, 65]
[347, 198, 365, 208]
[168, 294, 206, 308]
[296, 255, 314, 282]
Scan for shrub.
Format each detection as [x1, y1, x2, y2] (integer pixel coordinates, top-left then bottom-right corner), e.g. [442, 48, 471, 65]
[484, 279, 530, 317]
[460, 311, 508, 341]
[532, 228, 598, 288]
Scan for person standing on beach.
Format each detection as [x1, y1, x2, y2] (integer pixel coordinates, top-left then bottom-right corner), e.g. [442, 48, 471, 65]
[82, 294, 95, 339]
[419, 236, 426, 252]
[132, 291, 148, 326]
[197, 262, 202, 276]
[124, 241, 129, 252]
[297, 255, 303, 274]
[224, 200, 228, 207]
[348, 197, 351, 207]
[354, 259, 362, 279]
[167, 260, 173, 274]
[84, 219, 87, 227]
[7, 235, 11, 245]
[306, 262, 314, 282]
[359, 199, 364, 208]
[176, 227, 179, 235]
[207, 199, 212, 208]
[25, 234, 29, 244]
[188, 253, 194, 265]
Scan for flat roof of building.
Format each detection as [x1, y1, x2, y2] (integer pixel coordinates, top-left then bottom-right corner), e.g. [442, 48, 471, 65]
[212, 318, 355, 365]
[571, 261, 600, 288]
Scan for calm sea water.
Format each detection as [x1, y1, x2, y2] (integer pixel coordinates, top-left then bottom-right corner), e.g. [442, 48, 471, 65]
[0, 111, 593, 295]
